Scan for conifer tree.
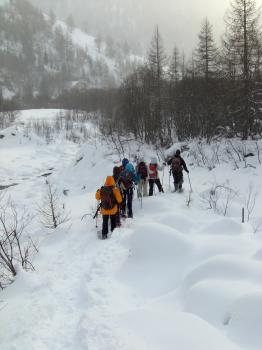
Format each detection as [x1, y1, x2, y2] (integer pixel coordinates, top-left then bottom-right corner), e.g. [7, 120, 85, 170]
[223, 0, 262, 138]
[196, 18, 217, 81]
[147, 26, 167, 144]
[169, 46, 180, 85]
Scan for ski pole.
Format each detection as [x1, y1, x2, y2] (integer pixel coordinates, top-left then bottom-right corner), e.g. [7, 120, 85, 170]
[140, 182, 143, 209]
[169, 168, 171, 190]
[93, 204, 101, 220]
[162, 165, 165, 186]
[94, 206, 101, 229]
[187, 173, 193, 193]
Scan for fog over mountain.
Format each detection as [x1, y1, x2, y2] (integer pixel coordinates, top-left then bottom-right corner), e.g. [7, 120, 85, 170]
[29, 0, 230, 55]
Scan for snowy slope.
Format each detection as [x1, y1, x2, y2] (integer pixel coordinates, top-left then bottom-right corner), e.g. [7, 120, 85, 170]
[1, 110, 262, 350]
[0, 1, 141, 99]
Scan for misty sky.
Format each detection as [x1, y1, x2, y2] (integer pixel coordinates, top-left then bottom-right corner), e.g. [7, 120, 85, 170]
[3, 0, 233, 55]
[39, 0, 232, 54]
[142, 0, 231, 53]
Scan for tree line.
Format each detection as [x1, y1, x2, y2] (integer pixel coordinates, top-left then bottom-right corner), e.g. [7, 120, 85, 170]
[99, 0, 262, 144]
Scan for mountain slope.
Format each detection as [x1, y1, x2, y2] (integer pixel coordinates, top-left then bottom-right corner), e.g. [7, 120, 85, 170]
[0, 0, 140, 101]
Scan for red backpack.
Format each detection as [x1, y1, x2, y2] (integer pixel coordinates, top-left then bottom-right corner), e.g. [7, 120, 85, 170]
[172, 157, 182, 173]
[119, 170, 133, 190]
[149, 164, 158, 179]
[137, 162, 148, 179]
[100, 186, 116, 210]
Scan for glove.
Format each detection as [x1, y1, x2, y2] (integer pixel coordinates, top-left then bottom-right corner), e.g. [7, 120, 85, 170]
[163, 162, 167, 166]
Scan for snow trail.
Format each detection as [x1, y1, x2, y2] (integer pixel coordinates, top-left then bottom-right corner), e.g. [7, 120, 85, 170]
[1, 110, 262, 350]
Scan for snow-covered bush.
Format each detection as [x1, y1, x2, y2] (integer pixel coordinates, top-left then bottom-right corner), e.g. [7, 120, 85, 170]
[0, 194, 36, 289]
[37, 183, 70, 230]
[0, 111, 17, 130]
[201, 184, 238, 216]
[188, 138, 262, 171]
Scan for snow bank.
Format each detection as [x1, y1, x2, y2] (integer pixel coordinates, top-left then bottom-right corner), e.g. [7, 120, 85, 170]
[227, 292, 262, 350]
[198, 218, 245, 236]
[117, 222, 192, 297]
[2, 112, 262, 350]
[117, 309, 242, 350]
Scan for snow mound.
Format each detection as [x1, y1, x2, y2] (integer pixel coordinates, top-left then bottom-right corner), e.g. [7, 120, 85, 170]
[182, 256, 262, 291]
[253, 248, 262, 260]
[199, 218, 244, 236]
[117, 222, 192, 297]
[117, 309, 242, 350]
[154, 212, 198, 234]
[227, 292, 262, 350]
[183, 280, 261, 327]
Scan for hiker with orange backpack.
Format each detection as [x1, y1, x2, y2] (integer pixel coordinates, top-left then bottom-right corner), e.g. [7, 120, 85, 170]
[95, 176, 122, 239]
[167, 149, 189, 192]
[148, 157, 164, 196]
[113, 165, 123, 227]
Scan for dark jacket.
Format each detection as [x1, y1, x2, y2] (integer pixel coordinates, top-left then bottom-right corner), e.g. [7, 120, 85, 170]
[167, 155, 189, 173]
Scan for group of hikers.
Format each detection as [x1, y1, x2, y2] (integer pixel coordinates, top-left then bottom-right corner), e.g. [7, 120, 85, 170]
[95, 149, 189, 239]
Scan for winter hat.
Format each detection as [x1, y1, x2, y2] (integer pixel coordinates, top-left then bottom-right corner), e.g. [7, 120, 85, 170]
[150, 157, 158, 164]
[125, 163, 135, 173]
[122, 158, 129, 167]
[105, 176, 116, 187]
[175, 149, 181, 156]
[113, 166, 121, 178]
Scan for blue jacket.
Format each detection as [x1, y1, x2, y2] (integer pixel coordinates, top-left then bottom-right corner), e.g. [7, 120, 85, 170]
[119, 163, 140, 189]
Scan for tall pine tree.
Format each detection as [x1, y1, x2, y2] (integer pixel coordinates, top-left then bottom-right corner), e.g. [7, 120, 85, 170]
[196, 18, 218, 81]
[147, 26, 168, 145]
[223, 0, 262, 138]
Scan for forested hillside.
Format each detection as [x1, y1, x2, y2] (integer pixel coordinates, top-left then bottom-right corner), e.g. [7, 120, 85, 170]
[0, 0, 139, 108]
[99, 0, 262, 144]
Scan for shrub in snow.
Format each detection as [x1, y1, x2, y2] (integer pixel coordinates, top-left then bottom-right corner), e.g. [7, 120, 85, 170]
[0, 194, 36, 289]
[201, 184, 238, 216]
[0, 111, 17, 130]
[37, 182, 70, 230]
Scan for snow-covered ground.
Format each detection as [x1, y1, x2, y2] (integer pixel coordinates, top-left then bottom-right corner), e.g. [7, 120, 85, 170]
[1, 109, 262, 350]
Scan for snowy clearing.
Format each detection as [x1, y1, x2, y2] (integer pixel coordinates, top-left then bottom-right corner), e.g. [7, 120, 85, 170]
[0, 110, 262, 350]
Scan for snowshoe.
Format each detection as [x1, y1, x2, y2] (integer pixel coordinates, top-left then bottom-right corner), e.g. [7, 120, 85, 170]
[97, 230, 103, 239]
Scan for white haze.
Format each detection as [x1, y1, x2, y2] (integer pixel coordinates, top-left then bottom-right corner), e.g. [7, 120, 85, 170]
[29, 0, 231, 55]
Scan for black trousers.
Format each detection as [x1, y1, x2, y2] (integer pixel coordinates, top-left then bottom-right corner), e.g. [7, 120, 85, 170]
[149, 179, 163, 196]
[122, 187, 133, 218]
[115, 205, 121, 227]
[102, 214, 116, 237]
[172, 172, 183, 191]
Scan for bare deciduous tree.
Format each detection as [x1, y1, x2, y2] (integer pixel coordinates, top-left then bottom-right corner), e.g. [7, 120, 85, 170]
[0, 195, 36, 289]
[201, 184, 238, 216]
[245, 183, 258, 221]
[38, 183, 70, 229]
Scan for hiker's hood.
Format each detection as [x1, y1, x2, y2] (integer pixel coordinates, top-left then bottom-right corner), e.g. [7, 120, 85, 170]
[126, 163, 135, 173]
[122, 158, 129, 167]
[104, 176, 116, 187]
[150, 157, 158, 164]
